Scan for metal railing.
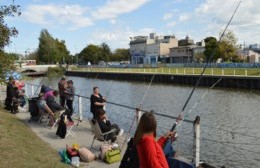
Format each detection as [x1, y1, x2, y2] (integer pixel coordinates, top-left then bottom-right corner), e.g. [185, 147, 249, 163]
[70, 67, 260, 77]
[25, 82, 200, 165]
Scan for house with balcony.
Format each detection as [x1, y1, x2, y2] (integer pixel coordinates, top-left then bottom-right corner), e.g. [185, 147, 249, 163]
[169, 36, 205, 63]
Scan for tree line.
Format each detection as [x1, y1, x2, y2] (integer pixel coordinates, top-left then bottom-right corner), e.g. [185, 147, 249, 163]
[26, 29, 130, 65]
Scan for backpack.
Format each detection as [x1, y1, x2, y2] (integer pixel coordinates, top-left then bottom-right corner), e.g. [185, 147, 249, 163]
[119, 138, 139, 168]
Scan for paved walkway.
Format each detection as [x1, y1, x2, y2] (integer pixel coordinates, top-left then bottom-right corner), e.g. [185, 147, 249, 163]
[15, 109, 127, 168]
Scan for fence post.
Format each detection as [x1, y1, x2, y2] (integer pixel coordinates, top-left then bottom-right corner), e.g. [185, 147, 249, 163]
[245, 69, 247, 76]
[222, 69, 224, 76]
[137, 110, 144, 126]
[31, 85, 34, 98]
[193, 116, 200, 167]
[78, 96, 83, 121]
[156, 69, 158, 73]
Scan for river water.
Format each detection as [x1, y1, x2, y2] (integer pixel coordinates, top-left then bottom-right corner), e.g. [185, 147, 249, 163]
[27, 76, 260, 168]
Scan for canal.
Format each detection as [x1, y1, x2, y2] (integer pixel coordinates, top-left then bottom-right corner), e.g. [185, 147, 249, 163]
[27, 76, 260, 168]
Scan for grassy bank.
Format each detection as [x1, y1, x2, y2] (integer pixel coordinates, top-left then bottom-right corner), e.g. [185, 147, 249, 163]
[71, 67, 260, 76]
[0, 109, 68, 168]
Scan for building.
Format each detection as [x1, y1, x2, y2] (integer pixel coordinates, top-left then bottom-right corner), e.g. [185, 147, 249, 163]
[238, 49, 260, 63]
[169, 36, 205, 63]
[129, 36, 147, 64]
[249, 43, 260, 50]
[130, 33, 178, 64]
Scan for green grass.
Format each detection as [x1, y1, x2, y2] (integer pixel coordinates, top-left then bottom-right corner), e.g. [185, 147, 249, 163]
[0, 109, 68, 168]
[71, 67, 260, 76]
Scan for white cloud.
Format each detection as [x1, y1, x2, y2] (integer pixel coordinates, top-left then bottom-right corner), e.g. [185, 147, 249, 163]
[180, 0, 260, 44]
[166, 21, 177, 27]
[110, 19, 117, 24]
[163, 13, 173, 20]
[87, 27, 154, 49]
[178, 13, 190, 22]
[23, 4, 93, 30]
[92, 0, 151, 20]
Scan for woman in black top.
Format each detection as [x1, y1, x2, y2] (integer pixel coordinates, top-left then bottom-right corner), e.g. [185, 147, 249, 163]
[90, 87, 106, 119]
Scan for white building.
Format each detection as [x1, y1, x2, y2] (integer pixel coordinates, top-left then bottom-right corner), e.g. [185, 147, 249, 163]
[238, 49, 260, 63]
[130, 33, 178, 64]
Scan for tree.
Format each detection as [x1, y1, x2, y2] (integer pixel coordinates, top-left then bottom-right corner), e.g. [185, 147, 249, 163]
[111, 48, 130, 61]
[37, 29, 70, 64]
[78, 44, 101, 64]
[0, 3, 21, 52]
[0, 2, 21, 82]
[204, 37, 218, 62]
[99, 42, 112, 62]
[217, 30, 239, 62]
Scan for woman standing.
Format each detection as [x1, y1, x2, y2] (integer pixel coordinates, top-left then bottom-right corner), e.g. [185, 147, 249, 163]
[64, 80, 75, 121]
[134, 112, 174, 168]
[90, 87, 106, 119]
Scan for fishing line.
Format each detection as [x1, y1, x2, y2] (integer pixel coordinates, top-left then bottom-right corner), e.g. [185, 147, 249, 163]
[171, 1, 242, 131]
[176, 78, 223, 129]
[32, 76, 45, 97]
[122, 74, 155, 149]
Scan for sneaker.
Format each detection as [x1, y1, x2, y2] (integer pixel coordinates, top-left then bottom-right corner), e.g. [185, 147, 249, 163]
[112, 143, 119, 148]
[118, 129, 124, 136]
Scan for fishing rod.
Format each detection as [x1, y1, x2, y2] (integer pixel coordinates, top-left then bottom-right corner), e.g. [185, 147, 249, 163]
[122, 74, 156, 148]
[32, 76, 45, 97]
[24, 81, 194, 123]
[171, 1, 242, 131]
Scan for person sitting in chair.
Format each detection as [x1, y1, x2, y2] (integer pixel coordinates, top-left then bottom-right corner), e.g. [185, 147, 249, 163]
[37, 93, 55, 125]
[96, 109, 124, 143]
[46, 90, 73, 122]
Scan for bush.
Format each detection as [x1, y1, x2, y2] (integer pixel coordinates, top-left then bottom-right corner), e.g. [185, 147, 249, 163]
[47, 67, 65, 77]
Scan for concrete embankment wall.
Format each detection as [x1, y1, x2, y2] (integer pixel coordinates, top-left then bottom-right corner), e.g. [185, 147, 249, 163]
[66, 71, 260, 90]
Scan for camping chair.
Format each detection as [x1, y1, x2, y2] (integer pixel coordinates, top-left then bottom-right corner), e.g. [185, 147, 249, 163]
[51, 109, 66, 130]
[88, 119, 118, 149]
[65, 120, 76, 139]
[38, 110, 51, 126]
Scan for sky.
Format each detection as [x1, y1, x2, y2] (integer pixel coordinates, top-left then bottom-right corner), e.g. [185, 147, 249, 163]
[2, 0, 260, 55]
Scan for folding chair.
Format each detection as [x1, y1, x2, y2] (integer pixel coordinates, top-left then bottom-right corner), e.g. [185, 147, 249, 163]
[88, 119, 118, 149]
[51, 110, 66, 130]
[66, 121, 76, 139]
[38, 110, 51, 126]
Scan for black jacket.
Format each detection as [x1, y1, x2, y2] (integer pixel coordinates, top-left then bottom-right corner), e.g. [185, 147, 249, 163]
[46, 95, 63, 112]
[6, 82, 14, 99]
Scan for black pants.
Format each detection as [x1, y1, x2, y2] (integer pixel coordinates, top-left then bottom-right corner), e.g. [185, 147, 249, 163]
[104, 124, 120, 143]
[59, 96, 66, 107]
[66, 100, 73, 121]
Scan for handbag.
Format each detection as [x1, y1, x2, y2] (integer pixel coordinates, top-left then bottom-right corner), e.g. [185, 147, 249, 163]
[104, 148, 121, 164]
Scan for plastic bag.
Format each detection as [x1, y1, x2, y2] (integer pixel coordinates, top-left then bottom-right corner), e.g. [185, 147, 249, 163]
[71, 156, 80, 167]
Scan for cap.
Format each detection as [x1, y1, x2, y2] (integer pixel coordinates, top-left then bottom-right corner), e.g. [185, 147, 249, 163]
[9, 76, 14, 81]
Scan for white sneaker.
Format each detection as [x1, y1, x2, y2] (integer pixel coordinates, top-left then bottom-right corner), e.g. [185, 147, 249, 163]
[112, 143, 119, 148]
[118, 129, 124, 136]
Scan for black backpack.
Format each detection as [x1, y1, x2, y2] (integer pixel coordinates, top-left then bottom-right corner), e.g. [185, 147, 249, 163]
[119, 138, 139, 168]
